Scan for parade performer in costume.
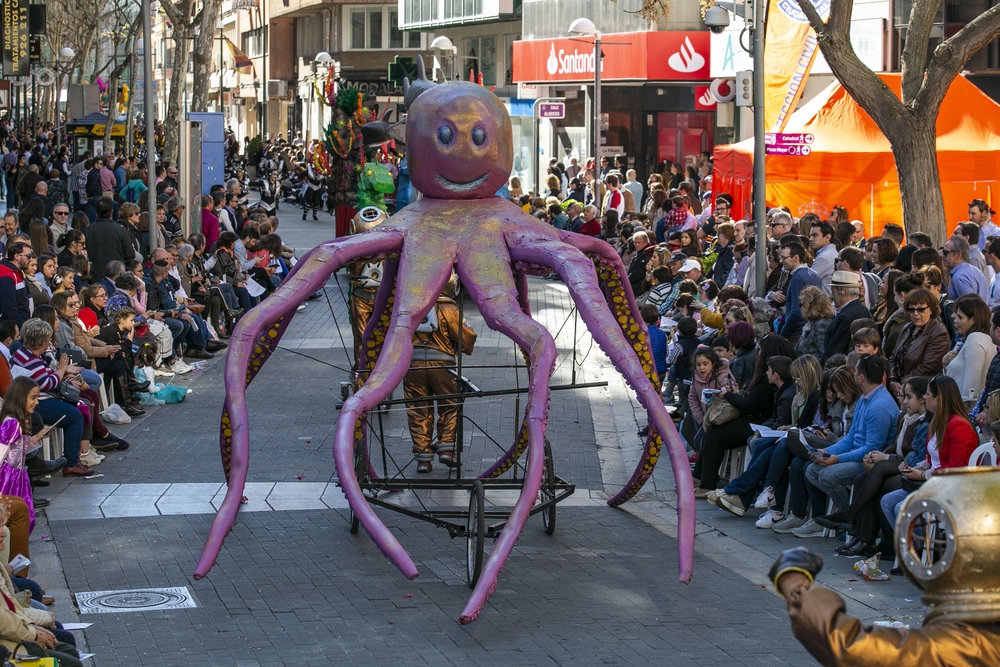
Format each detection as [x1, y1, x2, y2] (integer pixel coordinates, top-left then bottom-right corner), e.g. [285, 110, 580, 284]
[405, 277, 477, 472]
[768, 466, 1000, 666]
[254, 170, 280, 215]
[347, 207, 387, 367]
[302, 162, 325, 221]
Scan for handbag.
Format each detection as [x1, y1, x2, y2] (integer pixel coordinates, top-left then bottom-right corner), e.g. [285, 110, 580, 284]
[704, 394, 740, 426]
[54, 346, 84, 366]
[53, 379, 81, 404]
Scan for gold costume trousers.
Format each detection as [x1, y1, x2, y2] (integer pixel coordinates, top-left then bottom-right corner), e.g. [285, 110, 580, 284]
[403, 359, 459, 461]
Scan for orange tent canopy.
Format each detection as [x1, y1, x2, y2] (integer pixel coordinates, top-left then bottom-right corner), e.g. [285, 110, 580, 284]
[712, 73, 1000, 237]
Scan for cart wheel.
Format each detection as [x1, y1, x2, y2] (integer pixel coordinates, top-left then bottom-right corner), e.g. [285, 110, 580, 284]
[467, 480, 485, 589]
[348, 507, 360, 534]
[541, 440, 556, 535]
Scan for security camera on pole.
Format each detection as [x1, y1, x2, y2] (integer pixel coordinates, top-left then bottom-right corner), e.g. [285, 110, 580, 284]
[705, 0, 766, 293]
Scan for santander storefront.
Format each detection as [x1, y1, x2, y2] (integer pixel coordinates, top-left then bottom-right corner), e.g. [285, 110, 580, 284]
[512, 31, 717, 186]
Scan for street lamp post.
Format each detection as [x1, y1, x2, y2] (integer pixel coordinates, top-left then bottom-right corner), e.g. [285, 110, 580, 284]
[55, 47, 75, 151]
[568, 18, 601, 169]
[430, 36, 458, 81]
[314, 51, 334, 136]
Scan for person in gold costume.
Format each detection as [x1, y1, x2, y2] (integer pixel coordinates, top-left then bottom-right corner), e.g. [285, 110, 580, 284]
[768, 467, 1000, 667]
[348, 207, 387, 367]
[404, 278, 476, 473]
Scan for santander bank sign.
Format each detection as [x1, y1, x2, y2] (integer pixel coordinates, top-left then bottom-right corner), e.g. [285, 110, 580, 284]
[514, 31, 711, 83]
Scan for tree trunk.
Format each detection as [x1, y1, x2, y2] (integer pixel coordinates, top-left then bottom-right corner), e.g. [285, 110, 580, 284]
[163, 29, 191, 166]
[885, 117, 947, 247]
[191, 0, 224, 111]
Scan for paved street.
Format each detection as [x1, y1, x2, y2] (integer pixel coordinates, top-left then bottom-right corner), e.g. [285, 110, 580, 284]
[30, 204, 925, 666]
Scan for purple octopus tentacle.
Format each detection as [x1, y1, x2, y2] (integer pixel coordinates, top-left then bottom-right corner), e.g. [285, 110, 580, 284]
[478, 270, 531, 479]
[334, 252, 456, 580]
[511, 239, 694, 584]
[195, 231, 404, 580]
[354, 255, 400, 481]
[456, 255, 555, 624]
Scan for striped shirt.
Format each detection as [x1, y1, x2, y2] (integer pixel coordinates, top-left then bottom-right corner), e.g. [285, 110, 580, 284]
[11, 347, 59, 392]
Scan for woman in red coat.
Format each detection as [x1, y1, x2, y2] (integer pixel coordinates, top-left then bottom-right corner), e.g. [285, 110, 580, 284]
[909, 375, 979, 479]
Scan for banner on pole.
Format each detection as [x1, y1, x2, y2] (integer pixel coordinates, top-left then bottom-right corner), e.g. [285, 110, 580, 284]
[763, 0, 829, 133]
[2, 0, 30, 78]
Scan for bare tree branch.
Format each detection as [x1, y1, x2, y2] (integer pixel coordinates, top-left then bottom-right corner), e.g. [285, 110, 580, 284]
[900, 0, 943, 104]
[917, 3, 1000, 112]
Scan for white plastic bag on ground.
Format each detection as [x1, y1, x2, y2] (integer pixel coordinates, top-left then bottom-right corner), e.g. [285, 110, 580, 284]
[100, 403, 132, 424]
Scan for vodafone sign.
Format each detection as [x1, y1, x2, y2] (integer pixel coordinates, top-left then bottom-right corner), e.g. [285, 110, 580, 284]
[513, 32, 711, 83]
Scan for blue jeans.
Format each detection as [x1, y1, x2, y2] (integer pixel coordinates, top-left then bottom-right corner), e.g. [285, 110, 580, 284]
[34, 398, 83, 467]
[805, 460, 866, 514]
[79, 368, 101, 391]
[164, 317, 191, 352]
[766, 439, 794, 509]
[724, 436, 779, 503]
[880, 488, 908, 527]
[234, 285, 252, 312]
[788, 456, 811, 518]
[189, 312, 210, 346]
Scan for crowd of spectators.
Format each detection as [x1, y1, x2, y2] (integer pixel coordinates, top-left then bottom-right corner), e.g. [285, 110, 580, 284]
[0, 120, 316, 663]
[526, 154, 999, 574]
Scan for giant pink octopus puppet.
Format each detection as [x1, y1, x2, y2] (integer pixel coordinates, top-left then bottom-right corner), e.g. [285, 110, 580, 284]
[195, 62, 695, 624]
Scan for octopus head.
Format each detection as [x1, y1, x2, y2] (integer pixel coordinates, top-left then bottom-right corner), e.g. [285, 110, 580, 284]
[406, 82, 513, 200]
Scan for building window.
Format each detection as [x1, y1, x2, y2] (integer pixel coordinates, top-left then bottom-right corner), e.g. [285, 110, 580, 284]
[348, 6, 423, 51]
[463, 35, 496, 86]
[243, 27, 267, 58]
[404, 0, 438, 24]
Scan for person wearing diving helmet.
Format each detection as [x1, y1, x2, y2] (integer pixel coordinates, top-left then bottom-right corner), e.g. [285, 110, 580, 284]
[767, 466, 1000, 666]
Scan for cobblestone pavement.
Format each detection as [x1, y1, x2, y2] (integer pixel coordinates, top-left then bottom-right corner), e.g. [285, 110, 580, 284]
[31, 203, 926, 666]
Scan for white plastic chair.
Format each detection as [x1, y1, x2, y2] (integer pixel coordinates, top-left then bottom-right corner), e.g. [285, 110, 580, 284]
[968, 443, 998, 466]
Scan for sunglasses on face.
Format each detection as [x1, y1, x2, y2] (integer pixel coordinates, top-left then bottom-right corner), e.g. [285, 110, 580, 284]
[907, 306, 929, 313]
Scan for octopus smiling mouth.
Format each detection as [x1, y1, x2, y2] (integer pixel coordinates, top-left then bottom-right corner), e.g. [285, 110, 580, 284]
[436, 173, 488, 191]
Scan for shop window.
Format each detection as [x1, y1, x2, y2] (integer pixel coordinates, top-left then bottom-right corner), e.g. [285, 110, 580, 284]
[463, 36, 496, 86]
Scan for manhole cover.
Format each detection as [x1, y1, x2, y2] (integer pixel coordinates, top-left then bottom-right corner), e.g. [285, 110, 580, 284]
[75, 587, 196, 614]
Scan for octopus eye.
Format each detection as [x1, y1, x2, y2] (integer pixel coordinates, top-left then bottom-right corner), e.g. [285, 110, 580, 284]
[471, 127, 486, 146]
[437, 126, 454, 145]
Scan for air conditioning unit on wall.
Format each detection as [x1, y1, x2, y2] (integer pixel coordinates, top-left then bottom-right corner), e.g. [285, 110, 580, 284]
[266, 79, 287, 98]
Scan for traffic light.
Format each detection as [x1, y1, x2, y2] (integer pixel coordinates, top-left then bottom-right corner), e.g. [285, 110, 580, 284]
[735, 70, 753, 107]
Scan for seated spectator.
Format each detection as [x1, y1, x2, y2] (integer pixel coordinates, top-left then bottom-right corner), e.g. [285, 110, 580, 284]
[145, 262, 215, 361]
[887, 288, 950, 397]
[726, 321, 757, 391]
[693, 335, 795, 497]
[878, 375, 980, 541]
[0, 377, 51, 524]
[714, 354, 822, 517]
[815, 376, 929, 559]
[687, 346, 734, 448]
[70, 254, 90, 293]
[22, 256, 47, 309]
[881, 271, 923, 356]
[55, 230, 85, 268]
[775, 354, 899, 537]
[50, 267, 75, 296]
[11, 320, 91, 476]
[821, 271, 871, 363]
[32, 254, 56, 301]
[212, 232, 253, 312]
[640, 304, 667, 385]
[51, 292, 143, 418]
[944, 293, 996, 407]
[793, 286, 832, 359]
[0, 502, 81, 666]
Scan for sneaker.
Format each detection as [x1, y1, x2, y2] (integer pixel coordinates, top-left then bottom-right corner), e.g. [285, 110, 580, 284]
[706, 490, 720, 506]
[755, 509, 784, 528]
[80, 451, 102, 467]
[153, 366, 175, 377]
[772, 514, 808, 534]
[815, 512, 853, 533]
[753, 486, 775, 509]
[717, 492, 746, 517]
[791, 518, 825, 538]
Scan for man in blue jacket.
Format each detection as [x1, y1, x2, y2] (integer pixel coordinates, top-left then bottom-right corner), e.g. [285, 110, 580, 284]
[792, 354, 899, 537]
[777, 241, 824, 341]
